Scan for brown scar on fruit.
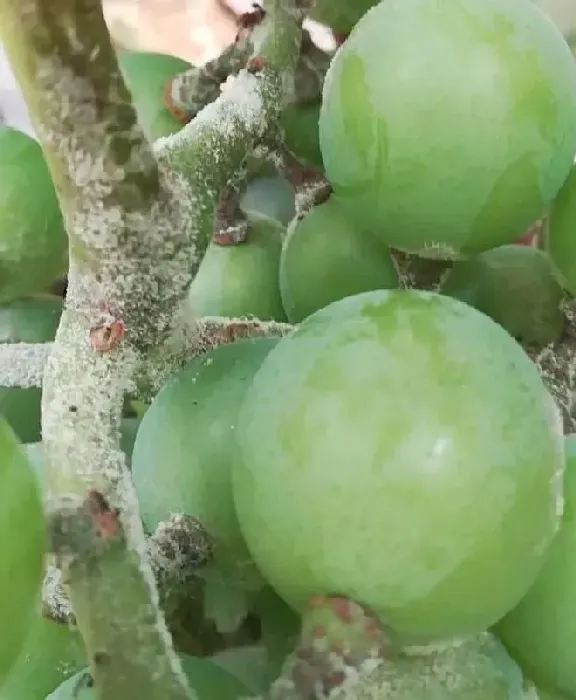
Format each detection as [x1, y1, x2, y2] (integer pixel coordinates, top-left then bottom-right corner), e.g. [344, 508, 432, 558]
[85, 489, 121, 540]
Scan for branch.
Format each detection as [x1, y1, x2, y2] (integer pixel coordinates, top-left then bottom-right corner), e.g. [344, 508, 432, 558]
[43, 514, 214, 626]
[0, 317, 294, 389]
[0, 1, 302, 699]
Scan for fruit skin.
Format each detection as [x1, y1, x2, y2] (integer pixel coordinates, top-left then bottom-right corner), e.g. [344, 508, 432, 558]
[131, 337, 280, 591]
[281, 102, 323, 169]
[0, 128, 67, 301]
[0, 418, 45, 679]
[330, 633, 537, 700]
[279, 196, 399, 322]
[239, 176, 295, 227]
[0, 615, 85, 700]
[495, 434, 576, 698]
[309, 0, 379, 34]
[319, 0, 576, 259]
[233, 289, 564, 643]
[440, 244, 564, 345]
[46, 654, 250, 700]
[0, 296, 63, 443]
[547, 165, 576, 294]
[209, 646, 269, 694]
[187, 218, 288, 322]
[117, 51, 191, 141]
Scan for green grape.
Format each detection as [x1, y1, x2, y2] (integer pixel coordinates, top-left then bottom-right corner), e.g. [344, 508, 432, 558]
[496, 434, 576, 697]
[117, 50, 191, 140]
[440, 244, 564, 345]
[0, 418, 45, 678]
[0, 128, 67, 301]
[131, 338, 280, 601]
[319, 0, 576, 258]
[279, 195, 399, 322]
[233, 289, 564, 643]
[187, 218, 288, 322]
[547, 165, 576, 295]
[309, 0, 379, 35]
[0, 615, 84, 700]
[239, 176, 295, 227]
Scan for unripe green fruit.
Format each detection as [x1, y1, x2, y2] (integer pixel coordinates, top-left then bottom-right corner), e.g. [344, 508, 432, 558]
[118, 51, 191, 141]
[536, 689, 571, 700]
[239, 176, 295, 227]
[0, 128, 67, 301]
[0, 419, 45, 679]
[187, 218, 288, 322]
[0, 615, 84, 700]
[319, 0, 576, 259]
[496, 434, 576, 698]
[209, 646, 268, 694]
[440, 245, 564, 345]
[234, 289, 564, 643]
[309, 0, 379, 34]
[132, 338, 280, 592]
[0, 296, 62, 443]
[279, 196, 399, 322]
[547, 165, 576, 294]
[47, 654, 251, 700]
[331, 633, 537, 700]
[281, 102, 323, 169]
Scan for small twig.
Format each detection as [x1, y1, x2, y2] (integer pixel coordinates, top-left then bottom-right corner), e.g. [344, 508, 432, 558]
[212, 180, 250, 246]
[166, 39, 253, 122]
[0, 317, 294, 390]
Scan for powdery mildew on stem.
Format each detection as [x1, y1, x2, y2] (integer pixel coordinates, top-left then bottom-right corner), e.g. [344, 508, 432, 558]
[0, 0, 304, 697]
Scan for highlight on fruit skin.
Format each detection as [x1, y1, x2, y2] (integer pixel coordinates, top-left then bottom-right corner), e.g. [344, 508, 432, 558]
[187, 217, 288, 322]
[279, 195, 399, 323]
[440, 244, 565, 346]
[0, 127, 68, 302]
[495, 434, 576, 699]
[319, 0, 576, 259]
[233, 288, 565, 644]
[0, 418, 45, 681]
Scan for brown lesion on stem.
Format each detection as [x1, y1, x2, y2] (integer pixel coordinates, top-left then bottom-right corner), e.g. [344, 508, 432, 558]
[165, 2, 268, 123]
[267, 595, 389, 700]
[212, 180, 250, 246]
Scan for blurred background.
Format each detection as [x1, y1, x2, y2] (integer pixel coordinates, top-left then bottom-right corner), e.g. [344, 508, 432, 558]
[0, 0, 575, 137]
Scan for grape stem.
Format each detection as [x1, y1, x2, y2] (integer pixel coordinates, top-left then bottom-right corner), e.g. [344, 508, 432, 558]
[0, 0, 302, 697]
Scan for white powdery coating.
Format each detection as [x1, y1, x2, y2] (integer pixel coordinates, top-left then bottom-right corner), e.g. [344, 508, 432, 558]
[0, 342, 51, 388]
[154, 70, 265, 156]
